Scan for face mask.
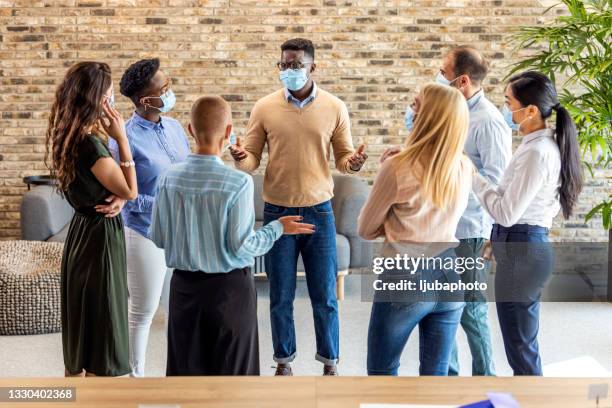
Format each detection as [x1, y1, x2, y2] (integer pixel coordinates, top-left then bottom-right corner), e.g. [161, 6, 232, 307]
[223, 131, 236, 152]
[144, 89, 176, 113]
[404, 106, 414, 131]
[101, 93, 115, 118]
[501, 104, 528, 131]
[279, 68, 309, 91]
[107, 93, 115, 108]
[435, 72, 459, 87]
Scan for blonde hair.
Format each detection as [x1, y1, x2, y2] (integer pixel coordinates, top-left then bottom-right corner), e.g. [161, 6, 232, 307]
[392, 83, 470, 209]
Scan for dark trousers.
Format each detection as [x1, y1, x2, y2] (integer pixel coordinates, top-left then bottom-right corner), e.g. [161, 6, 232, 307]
[166, 267, 259, 376]
[491, 223, 553, 376]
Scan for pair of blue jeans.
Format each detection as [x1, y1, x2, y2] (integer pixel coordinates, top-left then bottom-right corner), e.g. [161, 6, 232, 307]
[263, 200, 339, 366]
[367, 249, 465, 376]
[448, 238, 496, 376]
[491, 223, 553, 376]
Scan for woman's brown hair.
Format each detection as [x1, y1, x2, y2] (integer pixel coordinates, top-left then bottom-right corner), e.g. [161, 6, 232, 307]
[45, 61, 112, 192]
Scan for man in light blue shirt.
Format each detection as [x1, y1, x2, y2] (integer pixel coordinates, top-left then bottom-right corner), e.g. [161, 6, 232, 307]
[437, 46, 512, 376]
[150, 95, 314, 376]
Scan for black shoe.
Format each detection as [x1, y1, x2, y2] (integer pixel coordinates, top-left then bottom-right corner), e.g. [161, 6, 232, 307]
[274, 363, 293, 376]
[323, 365, 338, 376]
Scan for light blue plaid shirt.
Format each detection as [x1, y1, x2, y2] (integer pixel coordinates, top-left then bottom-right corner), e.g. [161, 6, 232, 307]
[150, 154, 283, 273]
[456, 90, 512, 240]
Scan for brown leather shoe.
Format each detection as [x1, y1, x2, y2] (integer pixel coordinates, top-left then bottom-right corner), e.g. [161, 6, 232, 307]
[323, 365, 338, 376]
[274, 363, 293, 376]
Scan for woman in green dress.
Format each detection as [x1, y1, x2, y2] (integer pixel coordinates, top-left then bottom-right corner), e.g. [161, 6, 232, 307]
[45, 62, 138, 377]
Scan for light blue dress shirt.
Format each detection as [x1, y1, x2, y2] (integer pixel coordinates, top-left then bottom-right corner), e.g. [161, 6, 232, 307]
[456, 90, 512, 240]
[284, 81, 317, 108]
[149, 154, 284, 273]
[108, 112, 191, 238]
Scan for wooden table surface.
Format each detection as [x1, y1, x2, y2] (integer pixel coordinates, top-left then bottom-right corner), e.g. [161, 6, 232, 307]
[0, 376, 610, 408]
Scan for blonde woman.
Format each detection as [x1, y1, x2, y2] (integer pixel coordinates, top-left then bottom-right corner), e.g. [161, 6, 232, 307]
[358, 83, 472, 376]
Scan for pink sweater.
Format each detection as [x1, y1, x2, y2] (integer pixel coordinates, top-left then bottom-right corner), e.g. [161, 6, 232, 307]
[358, 156, 472, 243]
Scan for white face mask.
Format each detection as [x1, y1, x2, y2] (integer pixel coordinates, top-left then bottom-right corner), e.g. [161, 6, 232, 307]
[435, 72, 460, 87]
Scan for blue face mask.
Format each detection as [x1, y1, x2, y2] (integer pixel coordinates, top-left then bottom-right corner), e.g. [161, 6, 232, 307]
[158, 89, 176, 113]
[279, 68, 309, 91]
[404, 106, 415, 131]
[146, 89, 176, 113]
[223, 131, 236, 152]
[501, 104, 527, 131]
[435, 72, 459, 87]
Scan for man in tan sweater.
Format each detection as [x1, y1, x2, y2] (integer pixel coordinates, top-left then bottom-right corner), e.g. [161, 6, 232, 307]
[230, 38, 367, 376]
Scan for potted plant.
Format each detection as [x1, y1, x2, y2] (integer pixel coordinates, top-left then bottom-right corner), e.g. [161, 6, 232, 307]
[507, 0, 611, 299]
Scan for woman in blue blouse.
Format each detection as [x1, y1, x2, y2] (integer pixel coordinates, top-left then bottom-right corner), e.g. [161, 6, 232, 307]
[104, 58, 191, 377]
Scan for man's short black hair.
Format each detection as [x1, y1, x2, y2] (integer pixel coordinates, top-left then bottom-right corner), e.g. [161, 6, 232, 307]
[449, 46, 489, 85]
[281, 38, 315, 60]
[119, 58, 160, 101]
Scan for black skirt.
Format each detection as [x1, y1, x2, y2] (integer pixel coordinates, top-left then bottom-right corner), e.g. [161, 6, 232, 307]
[166, 267, 259, 376]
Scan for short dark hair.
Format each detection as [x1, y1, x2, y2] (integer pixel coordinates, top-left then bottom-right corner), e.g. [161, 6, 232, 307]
[119, 58, 160, 102]
[281, 38, 315, 60]
[449, 46, 488, 85]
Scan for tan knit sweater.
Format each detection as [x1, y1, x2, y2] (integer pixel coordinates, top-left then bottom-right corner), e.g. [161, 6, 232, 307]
[235, 88, 356, 207]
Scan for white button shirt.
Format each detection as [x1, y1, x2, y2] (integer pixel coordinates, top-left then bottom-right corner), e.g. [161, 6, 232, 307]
[472, 128, 561, 228]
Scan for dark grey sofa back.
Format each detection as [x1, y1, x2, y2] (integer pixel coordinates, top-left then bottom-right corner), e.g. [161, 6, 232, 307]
[20, 185, 73, 241]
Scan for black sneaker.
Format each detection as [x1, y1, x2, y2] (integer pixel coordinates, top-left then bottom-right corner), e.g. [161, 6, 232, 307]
[274, 363, 293, 376]
[323, 365, 338, 376]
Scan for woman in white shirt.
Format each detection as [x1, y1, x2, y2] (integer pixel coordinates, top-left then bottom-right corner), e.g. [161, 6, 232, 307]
[472, 71, 583, 375]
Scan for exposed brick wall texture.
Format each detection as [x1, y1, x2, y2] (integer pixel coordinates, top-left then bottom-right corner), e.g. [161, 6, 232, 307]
[0, 0, 609, 241]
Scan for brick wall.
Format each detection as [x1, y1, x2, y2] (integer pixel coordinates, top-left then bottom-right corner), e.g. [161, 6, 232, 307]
[0, 0, 609, 241]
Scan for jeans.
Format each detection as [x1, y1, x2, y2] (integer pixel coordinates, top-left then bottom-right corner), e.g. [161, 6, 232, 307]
[448, 238, 496, 376]
[491, 223, 553, 376]
[125, 227, 172, 377]
[367, 249, 465, 376]
[263, 200, 339, 366]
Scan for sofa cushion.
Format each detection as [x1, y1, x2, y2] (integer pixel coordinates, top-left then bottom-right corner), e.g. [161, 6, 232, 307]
[46, 224, 70, 243]
[20, 185, 73, 241]
[253, 221, 350, 271]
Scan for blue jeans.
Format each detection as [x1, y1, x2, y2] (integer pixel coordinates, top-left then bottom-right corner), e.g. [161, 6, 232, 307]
[491, 223, 553, 376]
[448, 238, 496, 376]
[367, 249, 465, 376]
[263, 200, 339, 366]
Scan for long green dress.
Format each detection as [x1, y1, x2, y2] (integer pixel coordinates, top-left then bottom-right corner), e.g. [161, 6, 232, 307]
[60, 134, 130, 376]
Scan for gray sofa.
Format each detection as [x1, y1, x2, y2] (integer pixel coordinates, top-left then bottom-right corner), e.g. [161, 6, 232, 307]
[20, 174, 373, 299]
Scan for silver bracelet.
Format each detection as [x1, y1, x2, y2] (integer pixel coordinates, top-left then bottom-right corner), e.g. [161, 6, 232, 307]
[120, 160, 135, 168]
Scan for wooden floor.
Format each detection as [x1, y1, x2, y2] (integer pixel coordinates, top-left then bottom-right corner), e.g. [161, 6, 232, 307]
[0, 376, 610, 407]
